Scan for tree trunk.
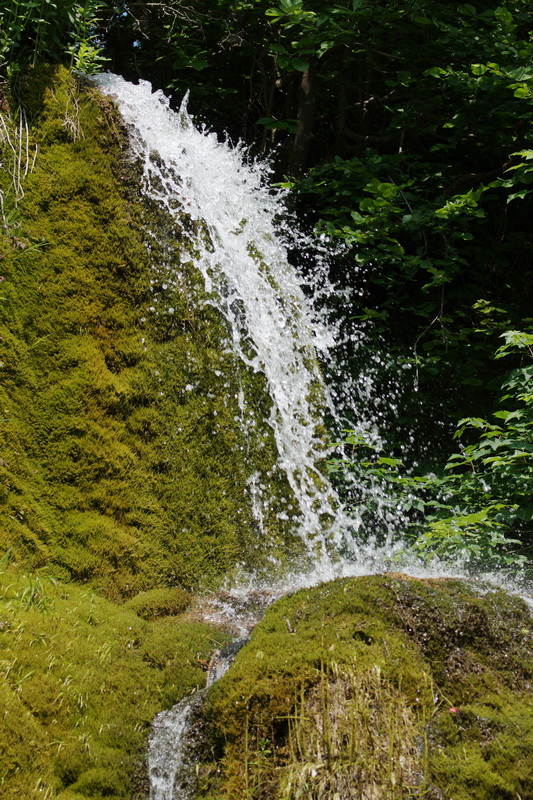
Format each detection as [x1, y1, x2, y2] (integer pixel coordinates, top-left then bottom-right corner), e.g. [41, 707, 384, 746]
[287, 61, 317, 177]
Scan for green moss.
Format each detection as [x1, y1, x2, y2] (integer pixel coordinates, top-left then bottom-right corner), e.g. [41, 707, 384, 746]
[0, 63, 312, 795]
[0, 64, 303, 598]
[0, 567, 232, 800]
[194, 575, 533, 799]
[0, 63, 317, 796]
[123, 586, 192, 618]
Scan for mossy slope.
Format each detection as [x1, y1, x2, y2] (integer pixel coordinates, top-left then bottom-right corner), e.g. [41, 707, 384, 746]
[195, 575, 533, 799]
[0, 65, 299, 598]
[0, 64, 302, 799]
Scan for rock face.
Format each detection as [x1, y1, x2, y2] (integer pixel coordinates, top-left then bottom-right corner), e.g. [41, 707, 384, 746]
[191, 575, 533, 800]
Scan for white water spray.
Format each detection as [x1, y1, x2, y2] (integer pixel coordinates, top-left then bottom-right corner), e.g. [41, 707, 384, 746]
[148, 697, 196, 800]
[93, 75, 531, 591]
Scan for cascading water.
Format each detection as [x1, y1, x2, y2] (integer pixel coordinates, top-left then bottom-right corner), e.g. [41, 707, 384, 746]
[91, 73, 388, 800]
[93, 72, 379, 573]
[148, 637, 247, 800]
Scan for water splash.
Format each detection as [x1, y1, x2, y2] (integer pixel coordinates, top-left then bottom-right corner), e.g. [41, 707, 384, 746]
[92, 75, 533, 593]
[91, 74, 532, 800]
[148, 696, 196, 800]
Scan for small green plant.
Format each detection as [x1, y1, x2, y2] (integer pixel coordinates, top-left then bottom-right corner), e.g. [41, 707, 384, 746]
[0, 0, 108, 77]
[66, 1, 109, 74]
[19, 571, 54, 610]
[328, 331, 533, 568]
[417, 330, 532, 565]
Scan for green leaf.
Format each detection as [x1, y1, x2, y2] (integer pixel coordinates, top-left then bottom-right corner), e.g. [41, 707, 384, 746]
[376, 456, 404, 467]
[291, 57, 309, 72]
[507, 189, 530, 203]
[423, 66, 446, 78]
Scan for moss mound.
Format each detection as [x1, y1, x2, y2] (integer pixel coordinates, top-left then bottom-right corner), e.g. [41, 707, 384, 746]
[123, 586, 192, 618]
[193, 574, 533, 799]
[0, 566, 232, 799]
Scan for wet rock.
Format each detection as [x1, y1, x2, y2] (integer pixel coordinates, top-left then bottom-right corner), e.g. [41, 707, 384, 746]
[189, 575, 532, 799]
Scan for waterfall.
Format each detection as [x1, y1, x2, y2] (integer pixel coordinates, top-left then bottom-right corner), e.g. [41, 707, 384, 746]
[93, 72, 378, 574]
[89, 75, 531, 800]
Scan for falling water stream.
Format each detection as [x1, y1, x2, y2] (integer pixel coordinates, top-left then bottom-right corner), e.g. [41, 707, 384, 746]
[94, 72, 376, 569]
[92, 75, 530, 799]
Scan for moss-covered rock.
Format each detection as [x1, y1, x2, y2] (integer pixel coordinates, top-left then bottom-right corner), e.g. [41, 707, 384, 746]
[192, 575, 533, 799]
[0, 65, 302, 599]
[123, 586, 192, 618]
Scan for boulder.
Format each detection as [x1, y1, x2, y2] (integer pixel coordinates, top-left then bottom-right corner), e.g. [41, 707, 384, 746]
[191, 574, 532, 799]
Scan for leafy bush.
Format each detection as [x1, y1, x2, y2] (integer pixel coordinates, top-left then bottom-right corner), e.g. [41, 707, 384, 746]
[0, 0, 107, 77]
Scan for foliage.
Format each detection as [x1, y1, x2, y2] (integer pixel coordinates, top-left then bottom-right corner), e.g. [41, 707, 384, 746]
[328, 331, 533, 568]
[263, 0, 533, 565]
[95, 0, 272, 143]
[290, 80, 532, 422]
[264, 1, 533, 453]
[66, 1, 110, 74]
[0, 0, 107, 78]
[419, 330, 533, 563]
